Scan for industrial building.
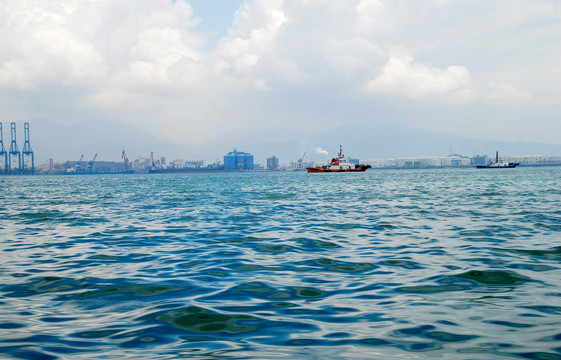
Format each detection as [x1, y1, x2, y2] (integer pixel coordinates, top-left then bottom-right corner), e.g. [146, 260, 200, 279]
[35, 158, 125, 174]
[362, 154, 472, 169]
[471, 155, 489, 166]
[224, 149, 254, 171]
[267, 155, 279, 170]
[507, 155, 561, 166]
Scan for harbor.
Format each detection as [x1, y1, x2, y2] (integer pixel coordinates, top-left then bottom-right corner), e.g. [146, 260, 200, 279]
[2, 121, 561, 176]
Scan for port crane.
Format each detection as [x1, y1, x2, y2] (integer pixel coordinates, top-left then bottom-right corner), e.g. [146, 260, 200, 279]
[88, 154, 97, 173]
[8, 122, 21, 173]
[65, 154, 83, 173]
[122, 150, 129, 172]
[22, 122, 34, 173]
[0, 123, 7, 173]
[76, 154, 84, 173]
[297, 152, 306, 170]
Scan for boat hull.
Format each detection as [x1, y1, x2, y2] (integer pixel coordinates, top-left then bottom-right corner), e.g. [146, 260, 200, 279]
[476, 163, 519, 169]
[307, 165, 371, 173]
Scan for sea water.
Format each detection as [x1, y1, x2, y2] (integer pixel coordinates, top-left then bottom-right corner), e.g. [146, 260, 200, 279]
[1, 168, 560, 359]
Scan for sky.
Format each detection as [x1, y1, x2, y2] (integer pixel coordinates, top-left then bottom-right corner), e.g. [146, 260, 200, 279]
[1, 0, 560, 146]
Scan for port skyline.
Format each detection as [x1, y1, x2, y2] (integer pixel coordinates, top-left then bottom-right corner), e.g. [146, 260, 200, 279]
[7, 118, 561, 159]
[4, 119, 561, 175]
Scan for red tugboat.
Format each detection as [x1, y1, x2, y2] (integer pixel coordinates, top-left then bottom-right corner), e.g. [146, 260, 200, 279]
[307, 145, 371, 173]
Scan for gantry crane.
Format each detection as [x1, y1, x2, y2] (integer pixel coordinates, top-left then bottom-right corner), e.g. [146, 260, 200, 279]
[22, 122, 34, 173]
[8, 122, 21, 174]
[0, 123, 7, 174]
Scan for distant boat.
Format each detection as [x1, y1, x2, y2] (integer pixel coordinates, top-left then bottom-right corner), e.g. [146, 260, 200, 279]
[476, 151, 519, 169]
[307, 145, 371, 173]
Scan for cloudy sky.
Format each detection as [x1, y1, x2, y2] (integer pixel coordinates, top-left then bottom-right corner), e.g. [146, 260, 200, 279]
[1, 0, 560, 145]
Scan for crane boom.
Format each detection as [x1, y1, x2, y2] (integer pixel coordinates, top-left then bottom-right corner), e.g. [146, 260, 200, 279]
[88, 154, 97, 172]
[75, 154, 84, 172]
[297, 152, 306, 170]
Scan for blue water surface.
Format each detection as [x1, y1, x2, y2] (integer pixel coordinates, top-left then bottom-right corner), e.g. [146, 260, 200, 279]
[1, 168, 560, 359]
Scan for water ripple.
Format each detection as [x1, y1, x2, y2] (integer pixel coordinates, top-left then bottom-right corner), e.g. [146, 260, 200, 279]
[1, 168, 561, 359]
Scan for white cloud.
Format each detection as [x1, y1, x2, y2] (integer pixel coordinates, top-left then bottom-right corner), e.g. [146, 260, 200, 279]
[217, 2, 287, 74]
[0, 0, 559, 145]
[487, 81, 531, 101]
[124, 27, 205, 89]
[355, 0, 394, 37]
[365, 51, 475, 103]
[0, 60, 31, 90]
[0, 1, 107, 89]
[0, 0, 204, 92]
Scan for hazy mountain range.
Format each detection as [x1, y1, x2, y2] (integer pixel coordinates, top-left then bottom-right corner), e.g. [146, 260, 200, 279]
[13, 119, 561, 165]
